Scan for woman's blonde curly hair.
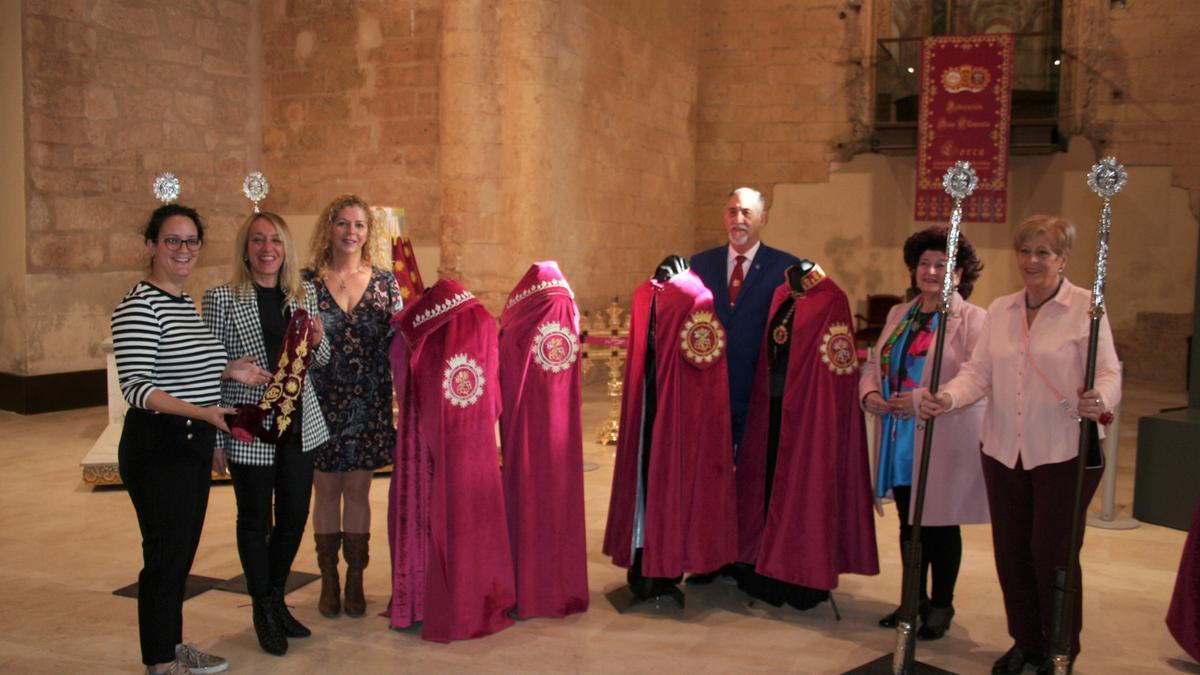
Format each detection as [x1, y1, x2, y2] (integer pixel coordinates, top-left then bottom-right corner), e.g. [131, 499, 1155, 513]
[306, 194, 389, 279]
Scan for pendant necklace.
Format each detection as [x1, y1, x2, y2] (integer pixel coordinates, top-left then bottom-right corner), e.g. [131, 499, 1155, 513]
[332, 266, 360, 291]
[1025, 277, 1064, 311]
[772, 301, 798, 345]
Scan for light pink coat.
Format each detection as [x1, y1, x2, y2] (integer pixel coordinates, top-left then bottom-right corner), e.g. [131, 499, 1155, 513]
[858, 293, 990, 526]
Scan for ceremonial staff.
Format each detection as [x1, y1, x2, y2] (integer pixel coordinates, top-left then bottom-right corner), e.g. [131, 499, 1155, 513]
[891, 162, 977, 675]
[1048, 157, 1127, 675]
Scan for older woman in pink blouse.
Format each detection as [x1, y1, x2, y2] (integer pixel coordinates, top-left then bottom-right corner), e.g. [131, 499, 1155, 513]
[920, 215, 1121, 675]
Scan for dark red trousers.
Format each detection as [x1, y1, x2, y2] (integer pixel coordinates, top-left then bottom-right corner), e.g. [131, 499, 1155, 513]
[981, 452, 1101, 659]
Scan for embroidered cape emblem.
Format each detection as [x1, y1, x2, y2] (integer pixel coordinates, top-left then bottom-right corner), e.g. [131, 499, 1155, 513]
[820, 322, 858, 375]
[680, 310, 725, 365]
[442, 353, 485, 408]
[531, 321, 579, 373]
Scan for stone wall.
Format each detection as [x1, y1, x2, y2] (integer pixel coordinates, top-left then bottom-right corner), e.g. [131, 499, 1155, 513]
[438, 0, 699, 312]
[260, 0, 443, 248]
[18, 0, 257, 375]
[1066, 0, 1200, 201]
[7, 0, 1200, 386]
[1, 0, 27, 374]
[693, 0, 869, 247]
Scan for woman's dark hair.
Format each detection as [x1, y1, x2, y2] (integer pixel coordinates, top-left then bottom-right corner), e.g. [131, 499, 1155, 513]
[143, 204, 204, 243]
[902, 226, 984, 300]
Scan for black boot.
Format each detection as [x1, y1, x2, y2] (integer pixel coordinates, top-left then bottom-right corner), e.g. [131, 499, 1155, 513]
[917, 604, 955, 640]
[270, 584, 311, 639]
[252, 594, 288, 655]
[879, 595, 930, 628]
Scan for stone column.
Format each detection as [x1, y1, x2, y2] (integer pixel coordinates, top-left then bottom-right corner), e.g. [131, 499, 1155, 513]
[439, 0, 570, 312]
[437, 0, 502, 306]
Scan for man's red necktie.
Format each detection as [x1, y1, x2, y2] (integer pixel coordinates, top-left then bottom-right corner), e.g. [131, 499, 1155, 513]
[729, 254, 747, 307]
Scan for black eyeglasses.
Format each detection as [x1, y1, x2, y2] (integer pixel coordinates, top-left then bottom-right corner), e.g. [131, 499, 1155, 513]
[160, 236, 203, 252]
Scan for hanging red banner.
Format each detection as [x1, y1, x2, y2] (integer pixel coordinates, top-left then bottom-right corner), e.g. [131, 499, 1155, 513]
[915, 34, 1013, 223]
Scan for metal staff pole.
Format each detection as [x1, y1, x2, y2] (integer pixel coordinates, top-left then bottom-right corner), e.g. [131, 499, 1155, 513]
[892, 162, 979, 675]
[843, 163, 977, 675]
[1048, 157, 1127, 675]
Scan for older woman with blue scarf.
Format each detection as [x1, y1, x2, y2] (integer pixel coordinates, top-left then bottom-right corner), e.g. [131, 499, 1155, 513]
[859, 227, 990, 641]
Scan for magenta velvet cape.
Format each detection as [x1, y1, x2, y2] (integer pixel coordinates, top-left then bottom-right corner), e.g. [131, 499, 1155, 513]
[1167, 499, 1200, 662]
[498, 262, 589, 619]
[737, 277, 880, 590]
[386, 278, 515, 642]
[602, 269, 738, 577]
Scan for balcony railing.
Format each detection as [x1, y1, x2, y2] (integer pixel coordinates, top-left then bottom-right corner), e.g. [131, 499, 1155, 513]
[871, 32, 1067, 154]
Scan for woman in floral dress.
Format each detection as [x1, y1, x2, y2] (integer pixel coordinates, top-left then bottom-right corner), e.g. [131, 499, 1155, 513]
[303, 194, 402, 619]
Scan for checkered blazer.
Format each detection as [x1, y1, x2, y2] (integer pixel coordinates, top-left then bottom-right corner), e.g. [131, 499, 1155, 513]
[201, 281, 332, 466]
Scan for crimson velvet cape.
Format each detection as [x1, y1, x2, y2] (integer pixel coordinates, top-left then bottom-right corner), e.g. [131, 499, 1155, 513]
[602, 269, 738, 578]
[386, 279, 515, 643]
[498, 262, 588, 619]
[737, 272, 880, 590]
[1167, 498, 1200, 662]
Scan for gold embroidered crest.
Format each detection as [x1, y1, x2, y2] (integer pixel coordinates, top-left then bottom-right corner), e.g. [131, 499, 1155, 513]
[679, 310, 725, 365]
[820, 323, 858, 375]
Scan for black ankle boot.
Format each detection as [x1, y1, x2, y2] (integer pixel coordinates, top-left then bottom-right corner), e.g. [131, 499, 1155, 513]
[917, 604, 955, 640]
[252, 594, 288, 655]
[270, 586, 311, 638]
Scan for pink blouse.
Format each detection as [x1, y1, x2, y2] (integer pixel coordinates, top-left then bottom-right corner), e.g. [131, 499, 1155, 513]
[941, 280, 1122, 470]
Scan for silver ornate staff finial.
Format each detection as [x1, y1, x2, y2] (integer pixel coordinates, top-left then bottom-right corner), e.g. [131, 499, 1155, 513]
[1085, 156, 1127, 319]
[938, 161, 978, 312]
[153, 172, 181, 205]
[243, 171, 270, 213]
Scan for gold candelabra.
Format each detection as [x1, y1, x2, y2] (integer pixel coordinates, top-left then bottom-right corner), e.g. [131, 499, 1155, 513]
[580, 297, 630, 445]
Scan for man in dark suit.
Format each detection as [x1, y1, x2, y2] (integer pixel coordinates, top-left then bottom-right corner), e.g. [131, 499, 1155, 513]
[690, 187, 801, 451]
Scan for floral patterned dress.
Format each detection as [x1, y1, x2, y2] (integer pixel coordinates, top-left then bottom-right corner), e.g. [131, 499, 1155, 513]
[304, 267, 403, 472]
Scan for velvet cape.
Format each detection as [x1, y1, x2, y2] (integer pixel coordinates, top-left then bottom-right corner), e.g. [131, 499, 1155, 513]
[498, 262, 589, 619]
[736, 275, 880, 590]
[602, 269, 738, 577]
[386, 278, 516, 642]
[1167, 498, 1200, 662]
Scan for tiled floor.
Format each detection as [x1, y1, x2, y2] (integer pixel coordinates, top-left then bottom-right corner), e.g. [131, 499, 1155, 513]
[0, 379, 1195, 674]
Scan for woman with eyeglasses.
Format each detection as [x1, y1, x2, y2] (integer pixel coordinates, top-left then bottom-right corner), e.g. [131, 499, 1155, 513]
[919, 215, 1122, 674]
[202, 212, 330, 656]
[112, 204, 271, 675]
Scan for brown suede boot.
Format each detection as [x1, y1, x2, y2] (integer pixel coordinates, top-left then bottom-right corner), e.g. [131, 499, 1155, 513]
[341, 532, 369, 618]
[314, 532, 342, 618]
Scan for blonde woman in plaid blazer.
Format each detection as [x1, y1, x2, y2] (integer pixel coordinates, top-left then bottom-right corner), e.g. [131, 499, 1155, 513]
[201, 212, 331, 657]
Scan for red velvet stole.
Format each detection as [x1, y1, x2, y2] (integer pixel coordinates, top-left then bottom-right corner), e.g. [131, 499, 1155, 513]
[386, 278, 516, 642]
[602, 269, 738, 578]
[737, 277, 880, 590]
[228, 308, 317, 445]
[498, 262, 588, 619]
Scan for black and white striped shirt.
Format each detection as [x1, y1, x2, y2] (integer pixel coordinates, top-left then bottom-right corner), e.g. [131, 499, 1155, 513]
[111, 281, 228, 409]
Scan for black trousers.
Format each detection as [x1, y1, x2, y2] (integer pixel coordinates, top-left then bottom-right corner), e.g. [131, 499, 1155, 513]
[119, 409, 216, 666]
[228, 434, 314, 598]
[982, 453, 1101, 659]
[892, 485, 963, 608]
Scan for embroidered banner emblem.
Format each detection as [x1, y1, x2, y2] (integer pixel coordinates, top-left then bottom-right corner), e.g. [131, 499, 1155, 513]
[442, 353, 485, 408]
[820, 323, 858, 375]
[680, 310, 725, 365]
[531, 321, 579, 373]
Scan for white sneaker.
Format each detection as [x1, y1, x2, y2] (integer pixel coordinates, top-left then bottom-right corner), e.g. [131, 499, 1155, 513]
[174, 643, 229, 674]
